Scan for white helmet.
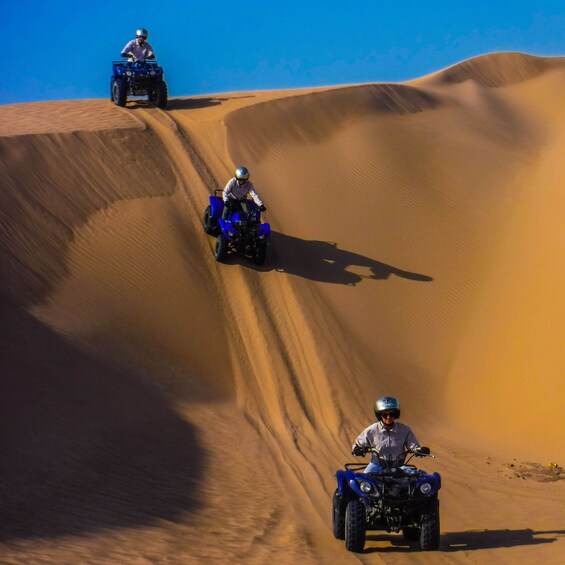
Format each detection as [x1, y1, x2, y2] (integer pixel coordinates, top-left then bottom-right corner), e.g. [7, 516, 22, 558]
[374, 395, 400, 420]
[136, 28, 149, 39]
[235, 166, 250, 181]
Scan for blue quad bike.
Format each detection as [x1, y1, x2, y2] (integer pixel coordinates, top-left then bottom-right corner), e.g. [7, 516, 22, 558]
[202, 190, 270, 265]
[333, 447, 441, 553]
[110, 59, 168, 108]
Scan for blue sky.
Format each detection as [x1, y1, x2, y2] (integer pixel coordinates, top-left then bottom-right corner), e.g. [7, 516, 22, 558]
[2, 1, 564, 105]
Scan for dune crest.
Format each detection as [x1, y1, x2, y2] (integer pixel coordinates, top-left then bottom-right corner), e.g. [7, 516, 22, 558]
[225, 83, 440, 161]
[422, 51, 565, 87]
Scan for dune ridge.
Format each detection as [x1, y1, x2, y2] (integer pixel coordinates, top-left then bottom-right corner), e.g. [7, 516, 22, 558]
[422, 51, 564, 87]
[1, 52, 565, 564]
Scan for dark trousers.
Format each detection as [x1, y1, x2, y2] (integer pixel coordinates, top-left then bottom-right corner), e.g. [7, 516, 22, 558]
[222, 199, 250, 219]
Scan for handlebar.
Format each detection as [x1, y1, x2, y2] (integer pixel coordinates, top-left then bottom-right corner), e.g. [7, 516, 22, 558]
[114, 59, 160, 66]
[354, 447, 434, 468]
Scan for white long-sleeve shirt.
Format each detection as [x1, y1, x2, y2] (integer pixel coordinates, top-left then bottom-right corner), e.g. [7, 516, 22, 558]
[223, 178, 263, 206]
[354, 421, 420, 465]
[121, 39, 155, 62]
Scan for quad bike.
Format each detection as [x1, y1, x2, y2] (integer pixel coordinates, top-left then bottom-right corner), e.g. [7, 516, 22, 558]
[110, 59, 168, 108]
[332, 446, 441, 553]
[202, 190, 270, 265]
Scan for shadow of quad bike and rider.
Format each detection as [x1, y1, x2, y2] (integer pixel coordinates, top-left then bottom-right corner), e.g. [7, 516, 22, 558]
[263, 232, 434, 286]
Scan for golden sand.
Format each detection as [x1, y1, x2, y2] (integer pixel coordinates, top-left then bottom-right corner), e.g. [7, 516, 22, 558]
[1, 52, 564, 564]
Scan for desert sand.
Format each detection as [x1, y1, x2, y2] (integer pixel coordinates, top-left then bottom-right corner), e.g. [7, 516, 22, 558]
[1, 52, 564, 564]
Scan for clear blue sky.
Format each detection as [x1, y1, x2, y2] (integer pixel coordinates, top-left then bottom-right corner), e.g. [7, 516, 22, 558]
[2, 1, 564, 105]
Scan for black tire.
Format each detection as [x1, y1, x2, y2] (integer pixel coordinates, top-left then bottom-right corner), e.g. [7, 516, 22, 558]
[215, 234, 228, 262]
[420, 500, 440, 551]
[112, 78, 127, 107]
[203, 206, 219, 235]
[252, 241, 267, 265]
[402, 526, 420, 541]
[153, 80, 168, 108]
[332, 490, 345, 540]
[344, 498, 366, 553]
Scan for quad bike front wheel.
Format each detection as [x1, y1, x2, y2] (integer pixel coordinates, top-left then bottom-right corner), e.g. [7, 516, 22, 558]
[112, 78, 127, 107]
[344, 498, 366, 553]
[419, 499, 440, 551]
[151, 80, 168, 108]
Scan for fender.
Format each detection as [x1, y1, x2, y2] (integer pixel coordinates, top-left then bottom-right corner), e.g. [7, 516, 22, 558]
[218, 218, 236, 238]
[209, 195, 224, 218]
[335, 470, 349, 495]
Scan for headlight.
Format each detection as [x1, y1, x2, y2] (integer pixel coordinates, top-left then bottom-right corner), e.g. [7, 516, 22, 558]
[126, 71, 132, 76]
[419, 482, 432, 494]
[358, 480, 373, 494]
[150, 70, 156, 76]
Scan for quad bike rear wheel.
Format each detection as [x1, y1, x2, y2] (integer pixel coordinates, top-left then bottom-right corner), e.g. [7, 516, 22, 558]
[252, 241, 267, 265]
[203, 205, 219, 236]
[215, 234, 228, 262]
[402, 526, 420, 541]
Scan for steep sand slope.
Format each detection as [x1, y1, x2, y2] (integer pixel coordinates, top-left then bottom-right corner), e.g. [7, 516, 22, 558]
[226, 52, 565, 460]
[1, 53, 565, 564]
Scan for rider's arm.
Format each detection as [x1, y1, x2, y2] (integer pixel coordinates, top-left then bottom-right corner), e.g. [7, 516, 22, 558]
[354, 425, 375, 450]
[121, 40, 134, 58]
[351, 425, 375, 455]
[248, 185, 263, 207]
[351, 438, 366, 454]
[404, 426, 420, 452]
[223, 178, 235, 202]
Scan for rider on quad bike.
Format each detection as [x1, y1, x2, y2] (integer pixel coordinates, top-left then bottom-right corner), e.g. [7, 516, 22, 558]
[111, 28, 168, 108]
[352, 396, 421, 471]
[222, 166, 266, 219]
[332, 396, 441, 553]
[202, 167, 270, 265]
[121, 28, 155, 62]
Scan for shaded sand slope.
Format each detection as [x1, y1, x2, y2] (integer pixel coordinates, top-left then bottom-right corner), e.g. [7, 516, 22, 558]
[1, 53, 565, 564]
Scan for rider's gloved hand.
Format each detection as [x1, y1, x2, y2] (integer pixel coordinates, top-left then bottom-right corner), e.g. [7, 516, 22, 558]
[352, 444, 367, 457]
[414, 446, 430, 457]
[259, 205, 267, 212]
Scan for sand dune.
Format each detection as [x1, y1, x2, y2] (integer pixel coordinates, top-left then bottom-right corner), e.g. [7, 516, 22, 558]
[1, 52, 565, 564]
